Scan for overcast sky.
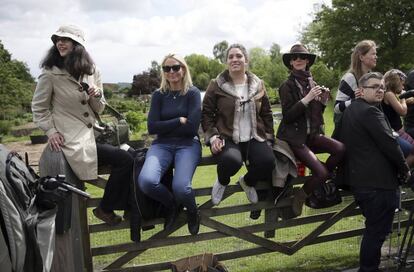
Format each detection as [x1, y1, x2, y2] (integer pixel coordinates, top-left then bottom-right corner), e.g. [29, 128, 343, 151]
[0, 0, 330, 83]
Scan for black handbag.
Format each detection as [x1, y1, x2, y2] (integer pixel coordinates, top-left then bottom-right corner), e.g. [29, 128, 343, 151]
[94, 103, 130, 146]
[305, 181, 342, 209]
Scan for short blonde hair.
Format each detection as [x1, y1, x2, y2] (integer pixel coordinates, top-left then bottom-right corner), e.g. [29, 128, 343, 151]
[159, 53, 193, 95]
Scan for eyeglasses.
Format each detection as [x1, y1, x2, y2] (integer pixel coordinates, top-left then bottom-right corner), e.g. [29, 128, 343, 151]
[291, 54, 308, 61]
[162, 65, 181, 73]
[362, 84, 385, 91]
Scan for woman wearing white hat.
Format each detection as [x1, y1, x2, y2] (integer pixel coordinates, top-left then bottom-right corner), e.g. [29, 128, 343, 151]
[32, 24, 133, 225]
[276, 44, 345, 217]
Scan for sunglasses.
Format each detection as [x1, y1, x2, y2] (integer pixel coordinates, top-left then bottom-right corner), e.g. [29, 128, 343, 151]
[162, 65, 181, 73]
[291, 54, 308, 61]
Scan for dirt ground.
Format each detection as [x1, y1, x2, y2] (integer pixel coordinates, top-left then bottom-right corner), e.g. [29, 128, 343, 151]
[3, 141, 47, 170]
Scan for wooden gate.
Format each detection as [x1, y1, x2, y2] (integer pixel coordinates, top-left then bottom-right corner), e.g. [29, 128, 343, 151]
[79, 156, 414, 271]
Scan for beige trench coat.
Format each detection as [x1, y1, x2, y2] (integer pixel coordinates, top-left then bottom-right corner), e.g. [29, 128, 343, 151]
[32, 66, 106, 180]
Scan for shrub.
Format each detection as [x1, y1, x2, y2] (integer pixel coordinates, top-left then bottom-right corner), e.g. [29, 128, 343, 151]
[125, 111, 146, 133]
[0, 120, 12, 135]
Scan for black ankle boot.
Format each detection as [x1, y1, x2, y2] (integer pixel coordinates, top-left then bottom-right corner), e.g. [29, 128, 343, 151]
[250, 210, 262, 220]
[187, 209, 200, 235]
[164, 205, 178, 231]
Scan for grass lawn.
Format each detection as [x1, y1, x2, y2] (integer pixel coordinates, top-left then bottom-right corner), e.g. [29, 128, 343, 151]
[86, 100, 373, 271]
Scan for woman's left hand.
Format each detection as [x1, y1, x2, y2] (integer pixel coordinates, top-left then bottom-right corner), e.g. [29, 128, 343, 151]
[318, 86, 330, 105]
[87, 86, 102, 98]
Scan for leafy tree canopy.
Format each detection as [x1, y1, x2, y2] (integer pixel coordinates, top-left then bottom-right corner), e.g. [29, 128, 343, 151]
[185, 54, 225, 90]
[129, 63, 161, 96]
[213, 40, 229, 63]
[248, 46, 287, 91]
[301, 0, 414, 72]
[0, 41, 35, 120]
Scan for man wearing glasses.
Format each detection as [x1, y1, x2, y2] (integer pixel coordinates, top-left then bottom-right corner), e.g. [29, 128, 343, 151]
[339, 72, 410, 272]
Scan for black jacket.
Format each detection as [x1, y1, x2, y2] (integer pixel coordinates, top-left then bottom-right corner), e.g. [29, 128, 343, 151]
[339, 99, 408, 189]
[276, 75, 325, 147]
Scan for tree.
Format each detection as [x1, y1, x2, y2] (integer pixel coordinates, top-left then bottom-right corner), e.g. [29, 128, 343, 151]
[269, 43, 282, 61]
[301, 0, 414, 72]
[130, 69, 160, 96]
[150, 60, 160, 74]
[311, 61, 340, 90]
[213, 40, 229, 63]
[185, 54, 225, 90]
[0, 41, 35, 121]
[248, 47, 287, 92]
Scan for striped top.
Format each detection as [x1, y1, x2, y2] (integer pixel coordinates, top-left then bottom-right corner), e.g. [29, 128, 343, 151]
[334, 72, 358, 114]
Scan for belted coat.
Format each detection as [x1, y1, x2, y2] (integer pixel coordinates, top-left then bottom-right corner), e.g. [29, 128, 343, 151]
[32, 66, 106, 180]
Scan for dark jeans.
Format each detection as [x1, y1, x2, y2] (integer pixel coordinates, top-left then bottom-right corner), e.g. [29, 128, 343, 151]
[353, 187, 399, 272]
[215, 139, 275, 187]
[96, 143, 134, 212]
[290, 134, 345, 194]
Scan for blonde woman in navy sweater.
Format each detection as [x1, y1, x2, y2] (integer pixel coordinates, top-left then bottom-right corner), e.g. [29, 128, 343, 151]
[138, 54, 201, 235]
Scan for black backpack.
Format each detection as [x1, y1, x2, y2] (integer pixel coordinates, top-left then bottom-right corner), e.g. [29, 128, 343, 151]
[0, 144, 55, 272]
[0, 144, 85, 271]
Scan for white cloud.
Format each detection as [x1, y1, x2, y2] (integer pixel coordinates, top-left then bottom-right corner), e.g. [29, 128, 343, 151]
[0, 0, 330, 83]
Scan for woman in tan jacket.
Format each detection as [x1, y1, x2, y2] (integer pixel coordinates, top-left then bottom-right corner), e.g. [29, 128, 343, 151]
[32, 25, 133, 225]
[202, 43, 275, 207]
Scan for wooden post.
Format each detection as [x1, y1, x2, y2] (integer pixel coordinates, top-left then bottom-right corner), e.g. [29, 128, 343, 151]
[264, 208, 278, 238]
[38, 147, 92, 272]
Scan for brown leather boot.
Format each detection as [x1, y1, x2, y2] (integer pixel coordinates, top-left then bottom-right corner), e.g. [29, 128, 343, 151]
[93, 206, 122, 226]
[291, 188, 308, 217]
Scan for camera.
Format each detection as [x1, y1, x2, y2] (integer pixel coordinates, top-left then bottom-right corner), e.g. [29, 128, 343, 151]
[320, 86, 329, 92]
[399, 89, 414, 100]
[80, 82, 89, 93]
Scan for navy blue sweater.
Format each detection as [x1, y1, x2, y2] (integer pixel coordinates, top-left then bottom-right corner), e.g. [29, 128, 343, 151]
[147, 86, 201, 142]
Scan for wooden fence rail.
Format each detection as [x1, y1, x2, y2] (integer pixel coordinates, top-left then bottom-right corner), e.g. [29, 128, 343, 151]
[73, 156, 414, 272]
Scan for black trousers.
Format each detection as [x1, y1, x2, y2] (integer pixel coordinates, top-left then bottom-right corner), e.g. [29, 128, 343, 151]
[353, 187, 398, 272]
[96, 143, 134, 212]
[215, 139, 275, 187]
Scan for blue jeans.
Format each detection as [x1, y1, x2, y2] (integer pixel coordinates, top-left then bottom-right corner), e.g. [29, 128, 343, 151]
[138, 139, 201, 213]
[396, 136, 412, 157]
[353, 187, 399, 272]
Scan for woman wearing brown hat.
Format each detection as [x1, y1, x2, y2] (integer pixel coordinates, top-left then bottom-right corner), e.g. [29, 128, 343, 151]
[276, 44, 345, 216]
[32, 24, 133, 225]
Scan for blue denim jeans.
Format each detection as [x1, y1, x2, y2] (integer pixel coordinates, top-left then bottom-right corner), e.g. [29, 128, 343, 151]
[396, 136, 412, 157]
[138, 139, 201, 213]
[353, 187, 399, 272]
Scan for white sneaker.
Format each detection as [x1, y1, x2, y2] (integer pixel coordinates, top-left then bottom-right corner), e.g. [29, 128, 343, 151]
[211, 179, 226, 205]
[238, 176, 258, 204]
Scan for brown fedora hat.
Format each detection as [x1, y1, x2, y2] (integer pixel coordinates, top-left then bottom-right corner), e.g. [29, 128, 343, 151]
[282, 44, 317, 69]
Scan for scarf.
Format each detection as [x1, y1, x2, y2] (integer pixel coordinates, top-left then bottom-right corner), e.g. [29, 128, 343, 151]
[291, 69, 324, 136]
[291, 69, 312, 96]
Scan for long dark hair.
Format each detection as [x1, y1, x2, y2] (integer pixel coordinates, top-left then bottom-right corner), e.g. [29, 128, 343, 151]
[40, 41, 95, 80]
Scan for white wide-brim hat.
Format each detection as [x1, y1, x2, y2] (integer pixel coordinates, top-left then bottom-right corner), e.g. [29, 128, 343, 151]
[51, 24, 86, 47]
